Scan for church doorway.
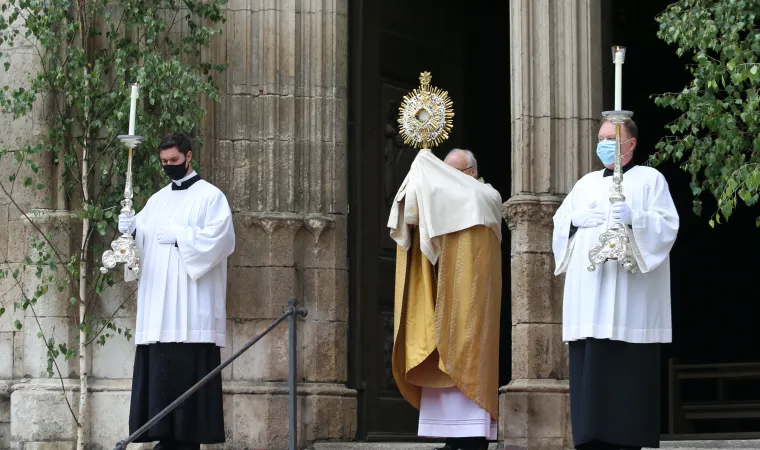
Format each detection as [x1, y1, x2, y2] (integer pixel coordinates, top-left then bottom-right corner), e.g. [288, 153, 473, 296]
[347, 1, 511, 441]
[606, 1, 760, 440]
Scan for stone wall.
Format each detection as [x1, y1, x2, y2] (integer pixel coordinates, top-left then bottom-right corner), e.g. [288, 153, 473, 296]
[500, 1, 603, 449]
[0, 5, 69, 447]
[2, 1, 352, 449]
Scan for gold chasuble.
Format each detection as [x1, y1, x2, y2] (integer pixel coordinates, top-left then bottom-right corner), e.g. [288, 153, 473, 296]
[392, 225, 502, 419]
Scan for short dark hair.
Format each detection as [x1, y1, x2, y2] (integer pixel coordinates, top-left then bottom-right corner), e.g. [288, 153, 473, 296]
[603, 118, 638, 140]
[622, 118, 638, 140]
[158, 133, 193, 155]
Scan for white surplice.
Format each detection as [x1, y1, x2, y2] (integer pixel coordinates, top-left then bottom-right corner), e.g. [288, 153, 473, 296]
[552, 166, 679, 344]
[126, 172, 235, 347]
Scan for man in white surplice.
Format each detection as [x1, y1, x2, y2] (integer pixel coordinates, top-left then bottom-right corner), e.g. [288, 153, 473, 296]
[552, 119, 679, 450]
[118, 133, 235, 450]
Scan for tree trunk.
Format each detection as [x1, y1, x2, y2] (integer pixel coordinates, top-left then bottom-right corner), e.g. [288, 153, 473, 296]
[76, 64, 90, 450]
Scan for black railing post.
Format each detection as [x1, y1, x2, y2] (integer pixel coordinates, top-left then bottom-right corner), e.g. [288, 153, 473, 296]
[288, 297, 308, 450]
[289, 297, 298, 450]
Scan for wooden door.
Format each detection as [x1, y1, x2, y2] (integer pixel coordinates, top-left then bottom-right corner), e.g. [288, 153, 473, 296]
[348, 0, 466, 440]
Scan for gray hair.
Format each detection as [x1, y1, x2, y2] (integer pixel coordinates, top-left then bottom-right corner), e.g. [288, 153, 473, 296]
[445, 148, 478, 176]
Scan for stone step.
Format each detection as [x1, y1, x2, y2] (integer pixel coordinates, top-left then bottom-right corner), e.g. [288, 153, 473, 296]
[313, 441, 760, 450]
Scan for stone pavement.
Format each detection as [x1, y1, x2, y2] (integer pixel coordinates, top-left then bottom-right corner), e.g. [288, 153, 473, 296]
[313, 441, 760, 450]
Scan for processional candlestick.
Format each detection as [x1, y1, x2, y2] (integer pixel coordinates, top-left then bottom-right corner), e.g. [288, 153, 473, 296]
[397, 71, 455, 150]
[587, 47, 638, 273]
[100, 84, 143, 277]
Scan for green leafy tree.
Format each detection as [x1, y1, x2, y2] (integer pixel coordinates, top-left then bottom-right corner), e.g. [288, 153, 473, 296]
[0, 0, 226, 445]
[651, 0, 760, 227]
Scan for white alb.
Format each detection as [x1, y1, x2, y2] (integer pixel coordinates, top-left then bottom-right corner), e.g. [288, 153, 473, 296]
[553, 166, 679, 344]
[126, 172, 235, 347]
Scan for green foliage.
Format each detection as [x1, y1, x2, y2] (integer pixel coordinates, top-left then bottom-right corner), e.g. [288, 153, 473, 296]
[651, 0, 760, 227]
[0, 0, 227, 381]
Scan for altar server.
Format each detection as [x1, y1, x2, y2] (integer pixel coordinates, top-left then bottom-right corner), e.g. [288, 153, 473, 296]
[552, 119, 679, 450]
[119, 133, 235, 450]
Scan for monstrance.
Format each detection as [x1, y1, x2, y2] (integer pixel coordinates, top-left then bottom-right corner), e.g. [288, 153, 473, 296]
[100, 84, 143, 278]
[587, 47, 638, 273]
[397, 71, 454, 149]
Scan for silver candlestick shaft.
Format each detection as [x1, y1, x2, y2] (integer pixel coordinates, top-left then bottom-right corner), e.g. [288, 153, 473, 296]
[100, 135, 144, 277]
[587, 110, 638, 273]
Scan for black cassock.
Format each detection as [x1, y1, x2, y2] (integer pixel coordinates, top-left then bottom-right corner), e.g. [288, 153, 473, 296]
[569, 338, 661, 450]
[129, 342, 225, 448]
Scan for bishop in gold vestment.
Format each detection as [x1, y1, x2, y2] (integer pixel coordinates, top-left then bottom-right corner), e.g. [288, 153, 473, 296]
[388, 149, 503, 450]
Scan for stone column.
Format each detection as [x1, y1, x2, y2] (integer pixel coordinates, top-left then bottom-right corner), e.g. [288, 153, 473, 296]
[200, 1, 354, 449]
[500, 1, 603, 449]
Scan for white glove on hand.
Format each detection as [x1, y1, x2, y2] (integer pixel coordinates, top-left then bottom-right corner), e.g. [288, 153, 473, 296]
[117, 213, 135, 234]
[156, 226, 179, 245]
[610, 202, 632, 225]
[571, 201, 606, 228]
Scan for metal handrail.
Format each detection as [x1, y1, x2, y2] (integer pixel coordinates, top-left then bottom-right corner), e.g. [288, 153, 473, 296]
[114, 298, 308, 450]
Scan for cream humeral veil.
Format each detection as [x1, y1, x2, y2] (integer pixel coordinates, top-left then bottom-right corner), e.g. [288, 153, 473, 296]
[387, 149, 503, 263]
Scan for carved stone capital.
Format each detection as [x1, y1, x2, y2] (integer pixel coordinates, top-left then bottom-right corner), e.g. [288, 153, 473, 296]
[237, 211, 336, 239]
[502, 194, 564, 231]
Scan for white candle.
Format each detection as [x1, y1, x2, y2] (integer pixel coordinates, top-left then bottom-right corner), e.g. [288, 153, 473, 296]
[128, 83, 139, 135]
[614, 48, 623, 110]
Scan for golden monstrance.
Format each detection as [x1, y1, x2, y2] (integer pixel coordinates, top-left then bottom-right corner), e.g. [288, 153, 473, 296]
[397, 71, 454, 149]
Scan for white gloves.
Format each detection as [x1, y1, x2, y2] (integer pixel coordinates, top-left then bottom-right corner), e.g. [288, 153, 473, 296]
[118, 213, 135, 234]
[155, 226, 179, 245]
[571, 202, 606, 228]
[610, 202, 632, 225]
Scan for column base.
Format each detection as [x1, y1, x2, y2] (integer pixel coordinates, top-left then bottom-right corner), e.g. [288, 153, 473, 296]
[499, 379, 572, 450]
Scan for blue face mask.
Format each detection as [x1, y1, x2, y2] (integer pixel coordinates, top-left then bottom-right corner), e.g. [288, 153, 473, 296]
[596, 139, 633, 165]
[596, 140, 617, 165]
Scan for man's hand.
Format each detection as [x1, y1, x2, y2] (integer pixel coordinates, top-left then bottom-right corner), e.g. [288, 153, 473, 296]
[571, 201, 606, 228]
[118, 213, 135, 234]
[610, 203, 632, 225]
[156, 227, 179, 245]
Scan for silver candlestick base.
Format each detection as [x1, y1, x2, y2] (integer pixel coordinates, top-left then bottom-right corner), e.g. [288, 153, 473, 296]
[588, 110, 638, 273]
[100, 135, 144, 278]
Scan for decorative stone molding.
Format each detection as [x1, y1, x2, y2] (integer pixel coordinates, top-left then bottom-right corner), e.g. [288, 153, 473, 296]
[237, 211, 336, 241]
[502, 194, 564, 231]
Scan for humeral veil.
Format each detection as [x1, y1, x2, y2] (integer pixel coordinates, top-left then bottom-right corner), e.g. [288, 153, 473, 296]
[387, 149, 503, 426]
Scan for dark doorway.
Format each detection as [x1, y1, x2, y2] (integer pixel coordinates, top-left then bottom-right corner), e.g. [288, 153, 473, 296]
[607, 1, 760, 439]
[348, 1, 511, 441]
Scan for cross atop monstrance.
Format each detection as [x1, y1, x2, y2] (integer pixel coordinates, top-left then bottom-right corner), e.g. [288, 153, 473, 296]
[397, 71, 454, 149]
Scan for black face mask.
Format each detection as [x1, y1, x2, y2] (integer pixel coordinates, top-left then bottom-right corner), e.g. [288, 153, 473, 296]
[162, 159, 188, 180]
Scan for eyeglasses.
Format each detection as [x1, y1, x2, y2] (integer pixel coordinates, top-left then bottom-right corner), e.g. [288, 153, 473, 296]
[598, 137, 633, 144]
[458, 166, 473, 172]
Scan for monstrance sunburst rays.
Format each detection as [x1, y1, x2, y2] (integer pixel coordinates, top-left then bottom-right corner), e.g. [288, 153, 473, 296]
[397, 71, 454, 149]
